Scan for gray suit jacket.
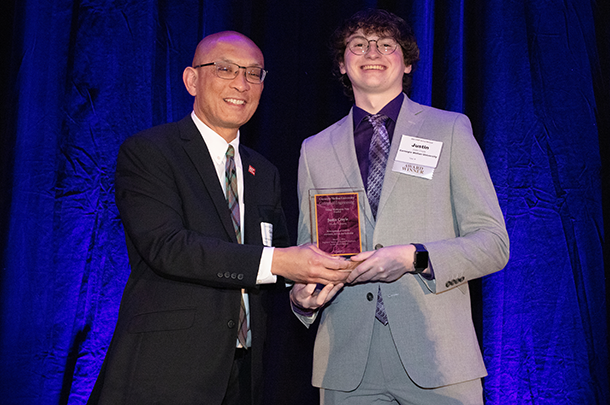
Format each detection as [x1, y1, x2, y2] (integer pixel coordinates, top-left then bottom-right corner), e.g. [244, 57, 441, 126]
[296, 94, 509, 390]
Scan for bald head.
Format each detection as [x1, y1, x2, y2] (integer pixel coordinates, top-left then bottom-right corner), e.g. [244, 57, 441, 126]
[192, 31, 263, 67]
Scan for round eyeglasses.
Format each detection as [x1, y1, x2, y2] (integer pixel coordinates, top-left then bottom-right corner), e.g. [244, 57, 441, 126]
[346, 36, 398, 56]
[194, 61, 267, 84]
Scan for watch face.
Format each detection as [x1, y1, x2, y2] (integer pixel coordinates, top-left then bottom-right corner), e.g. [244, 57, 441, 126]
[414, 251, 429, 272]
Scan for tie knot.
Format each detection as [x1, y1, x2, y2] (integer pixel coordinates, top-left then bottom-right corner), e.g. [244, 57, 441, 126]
[367, 114, 388, 127]
[226, 145, 235, 158]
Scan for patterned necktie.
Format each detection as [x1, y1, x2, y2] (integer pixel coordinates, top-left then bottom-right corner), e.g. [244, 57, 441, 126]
[225, 145, 248, 347]
[225, 145, 241, 244]
[366, 114, 390, 325]
[366, 114, 391, 219]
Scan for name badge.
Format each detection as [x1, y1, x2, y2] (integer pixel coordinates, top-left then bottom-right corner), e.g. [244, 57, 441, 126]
[392, 135, 443, 179]
[260, 222, 273, 246]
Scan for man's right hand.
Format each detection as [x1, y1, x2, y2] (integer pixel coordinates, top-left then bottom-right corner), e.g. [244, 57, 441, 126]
[290, 282, 344, 315]
[271, 244, 351, 285]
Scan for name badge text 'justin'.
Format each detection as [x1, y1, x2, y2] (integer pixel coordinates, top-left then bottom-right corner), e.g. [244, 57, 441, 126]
[392, 135, 443, 179]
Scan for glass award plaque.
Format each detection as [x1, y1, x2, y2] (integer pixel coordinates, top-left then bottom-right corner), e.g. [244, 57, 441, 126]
[309, 188, 366, 256]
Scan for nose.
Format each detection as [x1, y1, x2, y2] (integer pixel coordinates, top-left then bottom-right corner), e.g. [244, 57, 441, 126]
[365, 42, 382, 58]
[231, 69, 251, 91]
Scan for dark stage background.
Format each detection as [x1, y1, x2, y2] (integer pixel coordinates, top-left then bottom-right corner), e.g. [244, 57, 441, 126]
[1, 1, 609, 404]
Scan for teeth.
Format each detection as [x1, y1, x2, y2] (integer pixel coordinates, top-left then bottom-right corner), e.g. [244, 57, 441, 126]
[362, 65, 385, 70]
[225, 98, 245, 105]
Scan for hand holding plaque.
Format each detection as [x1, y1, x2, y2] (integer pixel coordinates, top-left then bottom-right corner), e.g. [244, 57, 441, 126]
[309, 188, 366, 256]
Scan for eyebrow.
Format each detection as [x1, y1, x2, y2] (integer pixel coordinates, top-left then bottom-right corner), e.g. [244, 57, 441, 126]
[346, 35, 375, 44]
[347, 31, 393, 40]
[219, 58, 264, 68]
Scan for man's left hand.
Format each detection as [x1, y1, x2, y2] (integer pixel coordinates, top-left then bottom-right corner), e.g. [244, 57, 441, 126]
[346, 244, 416, 284]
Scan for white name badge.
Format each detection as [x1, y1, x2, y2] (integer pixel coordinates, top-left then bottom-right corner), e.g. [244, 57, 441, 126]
[260, 222, 273, 247]
[392, 135, 443, 179]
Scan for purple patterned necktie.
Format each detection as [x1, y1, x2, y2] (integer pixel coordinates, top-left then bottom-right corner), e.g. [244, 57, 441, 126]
[366, 114, 390, 325]
[225, 145, 241, 244]
[225, 145, 248, 346]
[366, 114, 391, 219]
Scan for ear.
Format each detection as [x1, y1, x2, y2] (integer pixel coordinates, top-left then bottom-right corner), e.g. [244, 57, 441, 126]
[404, 65, 412, 74]
[183, 67, 198, 96]
[339, 62, 347, 75]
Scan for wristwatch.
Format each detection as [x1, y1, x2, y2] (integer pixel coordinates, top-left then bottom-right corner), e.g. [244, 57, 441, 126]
[411, 243, 429, 274]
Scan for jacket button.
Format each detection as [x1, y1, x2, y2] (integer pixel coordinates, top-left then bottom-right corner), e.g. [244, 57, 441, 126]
[224, 272, 231, 278]
[227, 320, 236, 328]
[237, 274, 244, 280]
[217, 272, 223, 278]
[367, 292, 374, 301]
[231, 273, 237, 279]
[446, 281, 452, 288]
[374, 243, 383, 250]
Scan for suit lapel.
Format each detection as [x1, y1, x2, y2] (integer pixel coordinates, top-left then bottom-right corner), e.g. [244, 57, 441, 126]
[329, 111, 362, 188]
[240, 147, 261, 245]
[178, 117, 237, 243]
[329, 110, 375, 228]
[377, 95, 425, 217]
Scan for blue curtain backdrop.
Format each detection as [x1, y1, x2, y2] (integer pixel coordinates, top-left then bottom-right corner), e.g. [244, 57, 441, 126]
[1, 0, 608, 404]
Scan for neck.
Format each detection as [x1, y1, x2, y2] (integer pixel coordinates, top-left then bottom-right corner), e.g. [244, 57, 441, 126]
[353, 90, 402, 114]
[216, 129, 238, 144]
[193, 111, 239, 143]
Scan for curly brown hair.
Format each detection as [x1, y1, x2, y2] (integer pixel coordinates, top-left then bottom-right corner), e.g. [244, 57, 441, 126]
[329, 9, 420, 99]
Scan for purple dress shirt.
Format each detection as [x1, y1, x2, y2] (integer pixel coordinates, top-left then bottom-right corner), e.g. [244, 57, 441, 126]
[352, 93, 404, 188]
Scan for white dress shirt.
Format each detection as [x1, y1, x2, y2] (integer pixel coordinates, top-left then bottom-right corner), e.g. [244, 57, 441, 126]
[191, 112, 276, 347]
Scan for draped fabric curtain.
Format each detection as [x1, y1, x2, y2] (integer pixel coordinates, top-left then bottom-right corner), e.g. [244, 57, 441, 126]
[0, 1, 607, 404]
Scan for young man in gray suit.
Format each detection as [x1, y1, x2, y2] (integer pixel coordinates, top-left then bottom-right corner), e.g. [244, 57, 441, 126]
[290, 9, 510, 405]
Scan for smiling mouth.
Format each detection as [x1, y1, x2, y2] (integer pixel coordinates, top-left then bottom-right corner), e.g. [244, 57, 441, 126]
[361, 65, 386, 71]
[225, 98, 246, 105]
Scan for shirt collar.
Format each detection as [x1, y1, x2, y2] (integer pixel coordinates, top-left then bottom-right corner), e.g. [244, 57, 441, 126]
[191, 111, 240, 165]
[353, 93, 404, 129]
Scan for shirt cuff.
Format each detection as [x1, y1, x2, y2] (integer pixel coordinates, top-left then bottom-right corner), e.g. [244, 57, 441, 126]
[291, 300, 317, 318]
[256, 247, 277, 284]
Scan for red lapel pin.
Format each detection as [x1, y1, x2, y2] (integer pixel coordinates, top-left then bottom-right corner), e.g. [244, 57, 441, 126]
[248, 165, 256, 176]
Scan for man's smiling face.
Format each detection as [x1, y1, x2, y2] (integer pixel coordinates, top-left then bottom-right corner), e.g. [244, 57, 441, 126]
[340, 29, 411, 100]
[185, 32, 264, 141]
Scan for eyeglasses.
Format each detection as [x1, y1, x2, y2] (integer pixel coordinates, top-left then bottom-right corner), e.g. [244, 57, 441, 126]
[346, 36, 398, 56]
[193, 61, 267, 84]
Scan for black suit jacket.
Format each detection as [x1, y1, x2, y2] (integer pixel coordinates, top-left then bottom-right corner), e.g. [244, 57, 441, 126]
[88, 116, 290, 404]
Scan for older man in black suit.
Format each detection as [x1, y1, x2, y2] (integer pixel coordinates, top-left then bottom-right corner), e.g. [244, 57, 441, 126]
[88, 31, 349, 405]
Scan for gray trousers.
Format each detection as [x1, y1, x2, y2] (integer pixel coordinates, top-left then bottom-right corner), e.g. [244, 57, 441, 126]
[320, 319, 484, 405]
